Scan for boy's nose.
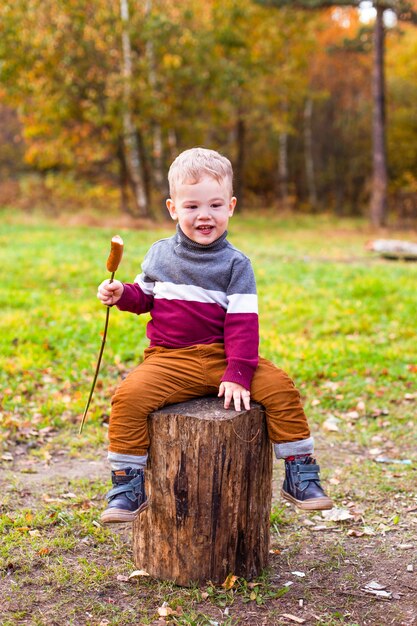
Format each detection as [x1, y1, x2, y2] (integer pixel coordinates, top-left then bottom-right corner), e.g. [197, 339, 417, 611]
[198, 207, 211, 218]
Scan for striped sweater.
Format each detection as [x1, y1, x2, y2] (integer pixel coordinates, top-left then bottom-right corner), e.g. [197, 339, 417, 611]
[117, 226, 259, 389]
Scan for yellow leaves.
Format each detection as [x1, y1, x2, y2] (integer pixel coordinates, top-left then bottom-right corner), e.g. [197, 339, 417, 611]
[221, 573, 238, 590]
[162, 53, 182, 69]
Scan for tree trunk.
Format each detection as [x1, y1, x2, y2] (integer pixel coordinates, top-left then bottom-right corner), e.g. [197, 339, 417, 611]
[369, 5, 388, 227]
[278, 131, 290, 210]
[304, 98, 318, 211]
[120, 0, 148, 217]
[117, 137, 131, 215]
[167, 127, 178, 162]
[234, 116, 246, 210]
[132, 397, 272, 586]
[145, 0, 166, 195]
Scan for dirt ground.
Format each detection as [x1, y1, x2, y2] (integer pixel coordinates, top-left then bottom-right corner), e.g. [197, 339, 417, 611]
[2, 433, 417, 626]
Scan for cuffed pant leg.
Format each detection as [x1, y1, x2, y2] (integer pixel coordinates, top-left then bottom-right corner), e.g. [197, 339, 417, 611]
[107, 451, 148, 470]
[273, 437, 314, 459]
[250, 357, 312, 448]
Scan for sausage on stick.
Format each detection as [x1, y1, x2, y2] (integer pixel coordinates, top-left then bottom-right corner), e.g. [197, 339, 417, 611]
[79, 235, 124, 433]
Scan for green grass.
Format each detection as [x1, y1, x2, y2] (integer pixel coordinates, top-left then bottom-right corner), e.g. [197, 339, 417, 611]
[0, 210, 416, 452]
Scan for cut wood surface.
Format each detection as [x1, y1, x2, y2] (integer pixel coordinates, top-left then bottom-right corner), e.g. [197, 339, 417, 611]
[367, 239, 417, 260]
[132, 397, 272, 586]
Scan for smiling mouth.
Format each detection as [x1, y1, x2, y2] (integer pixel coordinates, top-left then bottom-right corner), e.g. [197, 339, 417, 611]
[196, 225, 214, 232]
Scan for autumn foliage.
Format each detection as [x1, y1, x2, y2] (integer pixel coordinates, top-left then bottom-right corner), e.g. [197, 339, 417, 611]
[0, 0, 416, 220]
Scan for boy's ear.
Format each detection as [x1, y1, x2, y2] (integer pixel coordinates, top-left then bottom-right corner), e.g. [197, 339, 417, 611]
[166, 198, 178, 220]
[229, 196, 237, 216]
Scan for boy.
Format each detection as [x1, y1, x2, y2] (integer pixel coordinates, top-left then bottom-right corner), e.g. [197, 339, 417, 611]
[97, 147, 333, 523]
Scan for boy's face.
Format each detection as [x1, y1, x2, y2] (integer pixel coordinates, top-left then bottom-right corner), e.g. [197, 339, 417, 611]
[166, 176, 236, 245]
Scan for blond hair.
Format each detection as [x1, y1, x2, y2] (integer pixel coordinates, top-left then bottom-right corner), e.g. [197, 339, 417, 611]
[168, 147, 234, 198]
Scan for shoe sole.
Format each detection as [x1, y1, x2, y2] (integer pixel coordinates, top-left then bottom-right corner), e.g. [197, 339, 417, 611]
[281, 488, 333, 511]
[100, 501, 149, 524]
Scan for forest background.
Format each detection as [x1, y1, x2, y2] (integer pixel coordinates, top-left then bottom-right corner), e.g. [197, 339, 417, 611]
[0, 0, 417, 227]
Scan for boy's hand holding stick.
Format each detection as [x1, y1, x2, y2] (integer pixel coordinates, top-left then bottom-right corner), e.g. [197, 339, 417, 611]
[79, 235, 124, 434]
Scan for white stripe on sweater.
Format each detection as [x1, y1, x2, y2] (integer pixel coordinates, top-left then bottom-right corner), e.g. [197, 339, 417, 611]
[227, 293, 258, 314]
[154, 282, 228, 308]
[135, 275, 155, 295]
[135, 277, 257, 313]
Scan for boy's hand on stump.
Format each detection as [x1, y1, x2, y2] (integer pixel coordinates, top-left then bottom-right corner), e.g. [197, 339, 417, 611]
[97, 279, 124, 306]
[218, 381, 251, 412]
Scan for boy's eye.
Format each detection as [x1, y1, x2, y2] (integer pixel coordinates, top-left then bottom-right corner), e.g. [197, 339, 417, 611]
[211, 203, 222, 208]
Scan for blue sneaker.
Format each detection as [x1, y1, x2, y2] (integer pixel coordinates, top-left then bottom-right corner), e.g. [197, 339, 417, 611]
[281, 455, 333, 511]
[101, 467, 148, 523]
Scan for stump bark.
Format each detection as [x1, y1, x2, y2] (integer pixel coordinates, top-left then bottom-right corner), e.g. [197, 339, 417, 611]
[132, 397, 272, 586]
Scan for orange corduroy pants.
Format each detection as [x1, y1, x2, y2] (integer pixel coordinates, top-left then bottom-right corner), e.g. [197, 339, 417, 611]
[108, 344, 311, 456]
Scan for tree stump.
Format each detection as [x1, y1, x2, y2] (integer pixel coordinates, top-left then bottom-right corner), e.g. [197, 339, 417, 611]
[132, 397, 272, 586]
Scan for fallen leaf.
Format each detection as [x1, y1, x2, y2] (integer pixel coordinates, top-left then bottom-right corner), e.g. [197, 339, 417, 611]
[222, 573, 238, 589]
[157, 604, 175, 617]
[129, 569, 150, 579]
[364, 581, 387, 590]
[378, 523, 393, 535]
[369, 447, 384, 456]
[42, 495, 65, 504]
[347, 526, 375, 537]
[322, 415, 340, 432]
[280, 614, 306, 624]
[322, 507, 354, 522]
[362, 588, 392, 599]
[345, 410, 360, 420]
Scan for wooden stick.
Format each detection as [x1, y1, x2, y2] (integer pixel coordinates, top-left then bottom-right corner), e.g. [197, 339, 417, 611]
[79, 236, 124, 433]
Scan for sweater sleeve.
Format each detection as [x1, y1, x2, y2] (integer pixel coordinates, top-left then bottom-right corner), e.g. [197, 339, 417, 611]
[221, 255, 259, 390]
[116, 251, 154, 315]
